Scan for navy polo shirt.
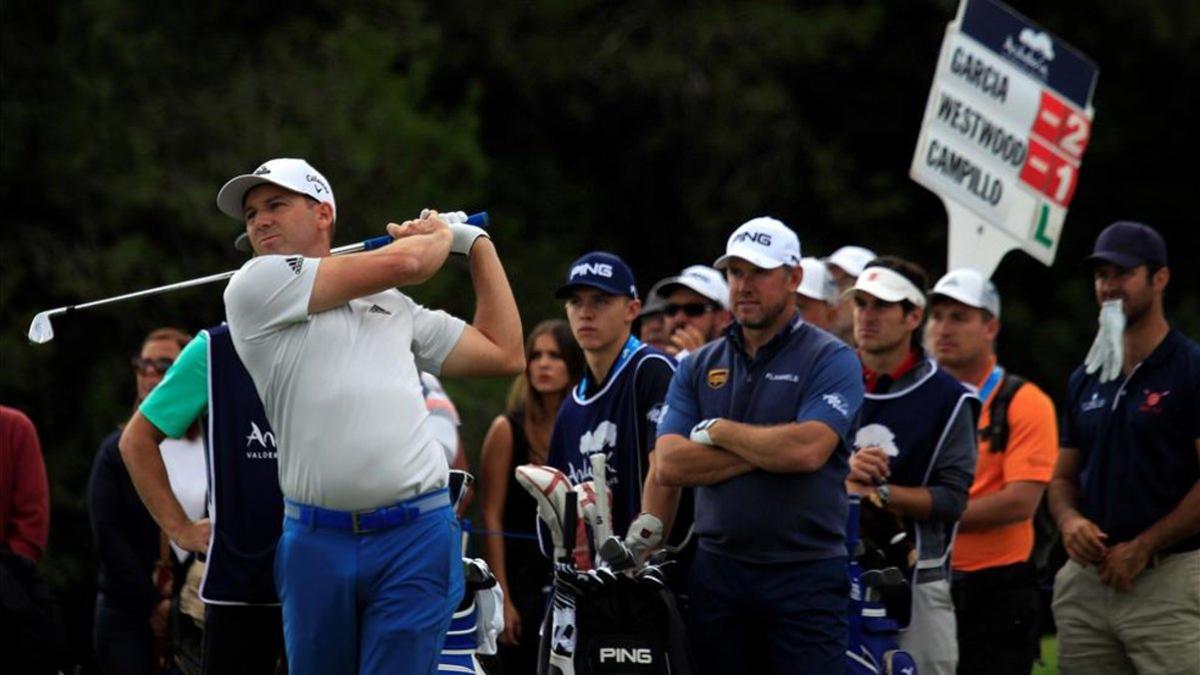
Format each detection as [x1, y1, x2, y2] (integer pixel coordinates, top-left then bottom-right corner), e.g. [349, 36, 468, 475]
[657, 314, 864, 564]
[1062, 328, 1200, 554]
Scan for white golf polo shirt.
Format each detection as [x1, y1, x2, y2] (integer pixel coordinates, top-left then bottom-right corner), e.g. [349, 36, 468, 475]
[223, 254, 466, 511]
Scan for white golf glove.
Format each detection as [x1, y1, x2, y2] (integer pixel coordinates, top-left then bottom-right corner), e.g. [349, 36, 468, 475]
[1084, 299, 1125, 382]
[418, 209, 487, 256]
[690, 418, 721, 446]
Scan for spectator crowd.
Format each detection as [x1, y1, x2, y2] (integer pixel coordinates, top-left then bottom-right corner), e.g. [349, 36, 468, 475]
[2, 158, 1196, 675]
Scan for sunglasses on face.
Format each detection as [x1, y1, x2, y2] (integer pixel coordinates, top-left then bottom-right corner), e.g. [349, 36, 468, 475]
[665, 302, 715, 318]
[131, 357, 174, 376]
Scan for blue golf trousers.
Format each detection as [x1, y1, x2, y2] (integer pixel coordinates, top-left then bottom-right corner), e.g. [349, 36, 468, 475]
[275, 499, 463, 675]
[687, 547, 848, 675]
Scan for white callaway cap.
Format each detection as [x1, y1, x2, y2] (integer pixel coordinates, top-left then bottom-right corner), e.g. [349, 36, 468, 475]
[713, 217, 801, 271]
[852, 265, 927, 308]
[654, 265, 731, 310]
[797, 257, 838, 305]
[825, 245, 877, 278]
[217, 158, 337, 222]
[931, 268, 1001, 318]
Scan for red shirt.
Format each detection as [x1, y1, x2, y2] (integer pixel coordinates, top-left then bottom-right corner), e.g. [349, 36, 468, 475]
[0, 405, 50, 561]
[861, 349, 921, 394]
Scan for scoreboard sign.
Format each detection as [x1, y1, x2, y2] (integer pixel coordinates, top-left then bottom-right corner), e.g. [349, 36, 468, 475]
[910, 0, 1099, 275]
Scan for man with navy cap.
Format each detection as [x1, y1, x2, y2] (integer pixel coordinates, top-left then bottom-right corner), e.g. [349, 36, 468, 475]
[655, 217, 864, 674]
[1049, 221, 1200, 674]
[546, 251, 677, 541]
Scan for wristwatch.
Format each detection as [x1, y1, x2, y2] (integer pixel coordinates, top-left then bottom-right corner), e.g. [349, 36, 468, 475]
[876, 483, 892, 506]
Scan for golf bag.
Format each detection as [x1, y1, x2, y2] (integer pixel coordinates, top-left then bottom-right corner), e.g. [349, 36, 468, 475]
[538, 562, 694, 675]
[846, 495, 918, 675]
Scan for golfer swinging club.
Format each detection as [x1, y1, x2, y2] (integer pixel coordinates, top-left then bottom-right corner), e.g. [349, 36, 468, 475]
[220, 158, 524, 675]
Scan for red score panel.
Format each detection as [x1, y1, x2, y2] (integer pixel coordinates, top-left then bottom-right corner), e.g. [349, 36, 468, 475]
[1030, 90, 1091, 160]
[1020, 138, 1078, 207]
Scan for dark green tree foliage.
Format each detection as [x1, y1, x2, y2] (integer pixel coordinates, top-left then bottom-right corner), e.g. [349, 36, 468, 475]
[2, 0, 1197, 666]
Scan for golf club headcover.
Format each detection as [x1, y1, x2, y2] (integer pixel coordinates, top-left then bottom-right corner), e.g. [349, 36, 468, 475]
[624, 512, 665, 561]
[515, 464, 573, 559]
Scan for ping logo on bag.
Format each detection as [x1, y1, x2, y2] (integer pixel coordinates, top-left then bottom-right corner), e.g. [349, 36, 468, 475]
[598, 647, 654, 664]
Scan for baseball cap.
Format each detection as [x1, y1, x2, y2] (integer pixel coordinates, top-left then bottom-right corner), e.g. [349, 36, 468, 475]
[713, 217, 801, 270]
[797, 257, 838, 305]
[555, 251, 639, 299]
[851, 265, 927, 308]
[1083, 221, 1167, 270]
[216, 158, 337, 222]
[824, 246, 877, 278]
[639, 291, 667, 317]
[653, 265, 730, 310]
[931, 268, 1001, 317]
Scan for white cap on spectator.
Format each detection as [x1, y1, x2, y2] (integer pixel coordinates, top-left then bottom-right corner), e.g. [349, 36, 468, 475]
[797, 257, 838, 306]
[217, 158, 336, 222]
[713, 217, 801, 270]
[931, 268, 1001, 318]
[851, 265, 927, 307]
[653, 265, 730, 310]
[825, 245, 876, 277]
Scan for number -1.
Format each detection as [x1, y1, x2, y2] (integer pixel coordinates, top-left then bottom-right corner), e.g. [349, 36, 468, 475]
[1054, 164, 1074, 204]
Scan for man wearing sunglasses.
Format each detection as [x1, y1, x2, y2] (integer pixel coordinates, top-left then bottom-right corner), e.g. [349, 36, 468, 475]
[649, 265, 731, 359]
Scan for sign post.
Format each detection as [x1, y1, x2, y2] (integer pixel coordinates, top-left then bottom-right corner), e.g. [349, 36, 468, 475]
[910, 0, 1099, 276]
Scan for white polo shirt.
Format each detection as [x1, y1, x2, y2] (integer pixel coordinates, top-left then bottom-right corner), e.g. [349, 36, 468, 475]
[223, 254, 466, 511]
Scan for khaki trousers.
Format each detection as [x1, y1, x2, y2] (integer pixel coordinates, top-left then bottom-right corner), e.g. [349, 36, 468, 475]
[898, 579, 958, 675]
[1053, 550, 1200, 675]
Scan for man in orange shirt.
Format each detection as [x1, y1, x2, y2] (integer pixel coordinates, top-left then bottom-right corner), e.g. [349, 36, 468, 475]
[926, 269, 1058, 675]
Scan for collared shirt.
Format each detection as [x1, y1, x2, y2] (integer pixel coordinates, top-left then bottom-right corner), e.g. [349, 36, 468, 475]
[952, 358, 1058, 573]
[861, 348, 921, 394]
[1062, 328, 1200, 553]
[657, 314, 864, 563]
[224, 254, 466, 511]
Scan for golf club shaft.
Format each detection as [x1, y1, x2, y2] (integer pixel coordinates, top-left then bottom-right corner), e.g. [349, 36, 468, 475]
[31, 211, 488, 338]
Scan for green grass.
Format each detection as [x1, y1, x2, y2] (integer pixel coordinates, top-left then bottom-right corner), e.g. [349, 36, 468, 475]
[1033, 635, 1059, 675]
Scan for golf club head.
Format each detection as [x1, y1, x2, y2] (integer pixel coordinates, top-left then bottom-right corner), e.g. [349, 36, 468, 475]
[635, 564, 666, 590]
[515, 464, 572, 558]
[28, 311, 55, 344]
[448, 470, 475, 517]
[598, 536, 637, 573]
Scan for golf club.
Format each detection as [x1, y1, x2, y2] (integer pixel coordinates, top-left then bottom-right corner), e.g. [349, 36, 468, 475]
[28, 211, 489, 344]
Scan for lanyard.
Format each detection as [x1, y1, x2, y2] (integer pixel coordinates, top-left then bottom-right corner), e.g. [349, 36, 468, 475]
[977, 365, 1004, 402]
[578, 335, 642, 397]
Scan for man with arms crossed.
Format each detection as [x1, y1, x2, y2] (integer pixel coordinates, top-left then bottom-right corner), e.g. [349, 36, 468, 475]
[846, 257, 978, 675]
[217, 158, 522, 675]
[655, 217, 864, 674]
[927, 269, 1058, 675]
[1049, 221, 1200, 674]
